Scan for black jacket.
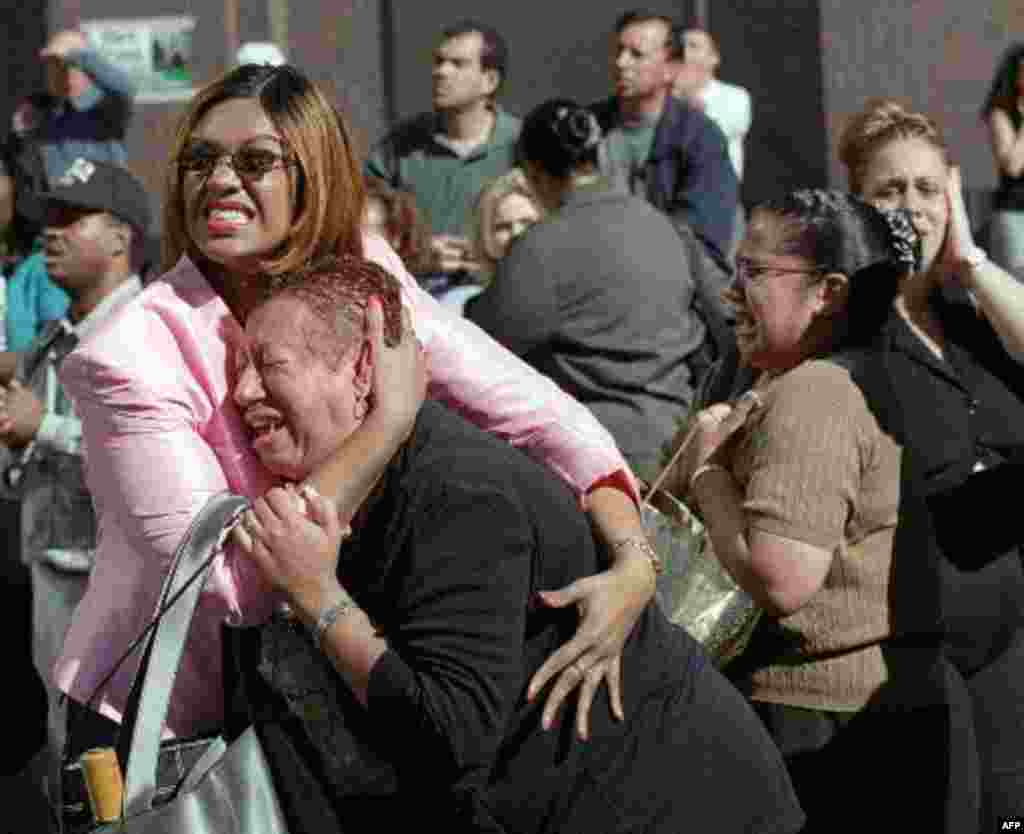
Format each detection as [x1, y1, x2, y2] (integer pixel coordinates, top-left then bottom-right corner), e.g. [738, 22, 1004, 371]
[590, 95, 738, 271]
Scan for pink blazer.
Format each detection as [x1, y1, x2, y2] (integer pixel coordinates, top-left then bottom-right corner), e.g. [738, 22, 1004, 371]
[57, 236, 634, 737]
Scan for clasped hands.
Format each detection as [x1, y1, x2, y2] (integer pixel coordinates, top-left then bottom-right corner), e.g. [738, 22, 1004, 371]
[430, 235, 482, 276]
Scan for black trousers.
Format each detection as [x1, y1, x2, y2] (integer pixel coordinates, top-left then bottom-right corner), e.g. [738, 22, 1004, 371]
[1, 498, 47, 777]
[965, 627, 1024, 829]
[753, 657, 980, 834]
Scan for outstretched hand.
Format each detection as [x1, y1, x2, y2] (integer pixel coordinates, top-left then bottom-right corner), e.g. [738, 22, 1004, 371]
[526, 552, 653, 740]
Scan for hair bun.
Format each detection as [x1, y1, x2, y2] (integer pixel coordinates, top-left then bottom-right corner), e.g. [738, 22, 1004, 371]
[553, 106, 601, 158]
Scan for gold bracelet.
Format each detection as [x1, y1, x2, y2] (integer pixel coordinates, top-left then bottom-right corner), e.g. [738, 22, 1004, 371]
[313, 589, 360, 651]
[612, 536, 663, 575]
[689, 462, 729, 491]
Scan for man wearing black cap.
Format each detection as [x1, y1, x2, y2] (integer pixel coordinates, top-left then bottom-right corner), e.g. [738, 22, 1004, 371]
[2, 157, 150, 811]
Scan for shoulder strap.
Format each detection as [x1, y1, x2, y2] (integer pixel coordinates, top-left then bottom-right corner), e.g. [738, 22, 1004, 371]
[116, 492, 249, 815]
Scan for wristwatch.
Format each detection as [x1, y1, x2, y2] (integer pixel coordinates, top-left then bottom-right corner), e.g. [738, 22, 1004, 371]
[963, 246, 988, 270]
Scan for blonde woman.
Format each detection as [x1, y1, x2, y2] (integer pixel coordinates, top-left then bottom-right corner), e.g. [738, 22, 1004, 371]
[838, 97, 1024, 825]
[469, 167, 543, 284]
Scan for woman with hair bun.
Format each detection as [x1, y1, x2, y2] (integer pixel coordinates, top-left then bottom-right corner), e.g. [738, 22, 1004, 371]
[467, 98, 729, 483]
[665, 188, 983, 830]
[982, 44, 1024, 279]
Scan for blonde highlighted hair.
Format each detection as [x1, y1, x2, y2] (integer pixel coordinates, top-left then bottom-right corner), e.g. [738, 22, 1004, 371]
[469, 168, 543, 280]
[162, 64, 365, 275]
[838, 98, 949, 196]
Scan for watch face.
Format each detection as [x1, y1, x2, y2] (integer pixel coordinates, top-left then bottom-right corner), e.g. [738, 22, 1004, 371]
[966, 247, 988, 268]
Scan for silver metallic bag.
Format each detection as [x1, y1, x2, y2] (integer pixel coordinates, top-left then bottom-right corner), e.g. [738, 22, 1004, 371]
[90, 492, 291, 834]
[644, 427, 761, 666]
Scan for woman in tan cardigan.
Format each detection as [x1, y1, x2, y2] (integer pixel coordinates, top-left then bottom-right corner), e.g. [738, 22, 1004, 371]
[665, 188, 980, 832]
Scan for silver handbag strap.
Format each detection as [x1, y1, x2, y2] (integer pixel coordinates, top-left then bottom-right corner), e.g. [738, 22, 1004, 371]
[118, 492, 249, 816]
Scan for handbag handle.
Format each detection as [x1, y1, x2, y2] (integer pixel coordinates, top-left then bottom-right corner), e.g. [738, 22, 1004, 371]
[115, 492, 249, 817]
[644, 389, 764, 506]
[643, 420, 699, 506]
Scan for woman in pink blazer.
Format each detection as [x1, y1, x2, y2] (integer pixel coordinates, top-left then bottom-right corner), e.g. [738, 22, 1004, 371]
[56, 65, 656, 740]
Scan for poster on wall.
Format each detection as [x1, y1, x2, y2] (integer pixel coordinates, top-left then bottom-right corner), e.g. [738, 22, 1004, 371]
[80, 16, 197, 103]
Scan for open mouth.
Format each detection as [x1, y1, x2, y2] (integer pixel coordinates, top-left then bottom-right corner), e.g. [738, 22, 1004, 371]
[208, 208, 252, 223]
[247, 416, 285, 449]
[204, 202, 256, 233]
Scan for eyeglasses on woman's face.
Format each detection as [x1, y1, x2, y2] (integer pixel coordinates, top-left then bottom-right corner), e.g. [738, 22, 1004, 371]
[176, 140, 298, 181]
[734, 256, 822, 290]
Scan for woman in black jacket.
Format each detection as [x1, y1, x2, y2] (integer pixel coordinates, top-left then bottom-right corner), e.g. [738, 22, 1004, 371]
[838, 99, 1024, 826]
[227, 254, 805, 834]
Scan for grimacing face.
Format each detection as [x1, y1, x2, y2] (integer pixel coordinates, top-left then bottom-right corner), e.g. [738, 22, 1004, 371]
[234, 296, 368, 481]
[857, 136, 949, 274]
[731, 209, 829, 371]
[181, 97, 298, 276]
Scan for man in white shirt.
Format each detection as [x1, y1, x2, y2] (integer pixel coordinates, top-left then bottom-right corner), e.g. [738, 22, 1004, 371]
[672, 27, 751, 181]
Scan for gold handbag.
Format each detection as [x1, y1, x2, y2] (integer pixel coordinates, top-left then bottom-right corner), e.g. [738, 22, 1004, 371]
[643, 425, 761, 666]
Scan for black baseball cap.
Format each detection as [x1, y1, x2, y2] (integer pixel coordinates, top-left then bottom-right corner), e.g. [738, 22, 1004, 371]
[40, 157, 152, 234]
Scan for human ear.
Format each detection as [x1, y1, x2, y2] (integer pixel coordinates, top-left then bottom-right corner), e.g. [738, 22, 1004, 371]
[351, 337, 373, 401]
[483, 68, 500, 97]
[103, 217, 130, 258]
[818, 272, 850, 317]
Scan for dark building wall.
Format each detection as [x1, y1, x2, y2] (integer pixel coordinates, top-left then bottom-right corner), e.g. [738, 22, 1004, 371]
[709, 0, 828, 207]
[289, 0, 387, 159]
[820, 0, 1020, 229]
[1, 1, 47, 132]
